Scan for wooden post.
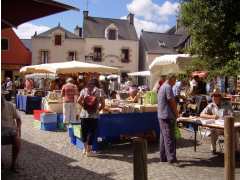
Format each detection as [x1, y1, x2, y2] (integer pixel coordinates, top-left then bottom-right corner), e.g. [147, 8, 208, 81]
[133, 137, 148, 180]
[224, 116, 235, 180]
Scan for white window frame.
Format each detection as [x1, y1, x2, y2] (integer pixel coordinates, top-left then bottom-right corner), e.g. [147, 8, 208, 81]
[105, 24, 118, 40]
[40, 50, 49, 64]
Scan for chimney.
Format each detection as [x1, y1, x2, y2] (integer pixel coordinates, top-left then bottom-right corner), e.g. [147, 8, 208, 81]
[74, 25, 82, 37]
[127, 13, 134, 25]
[83, 10, 88, 19]
[176, 16, 180, 33]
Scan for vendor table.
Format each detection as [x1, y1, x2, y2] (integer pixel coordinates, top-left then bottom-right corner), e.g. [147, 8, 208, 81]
[97, 112, 159, 139]
[73, 112, 160, 151]
[177, 117, 240, 152]
[16, 95, 42, 114]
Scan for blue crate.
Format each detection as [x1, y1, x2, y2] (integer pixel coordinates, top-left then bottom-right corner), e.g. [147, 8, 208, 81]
[57, 113, 63, 123]
[76, 138, 84, 149]
[41, 122, 57, 131]
[40, 113, 57, 123]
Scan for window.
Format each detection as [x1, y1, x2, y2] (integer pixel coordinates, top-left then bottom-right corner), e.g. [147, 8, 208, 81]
[121, 49, 129, 63]
[40, 50, 49, 63]
[68, 51, 77, 61]
[55, 35, 62, 46]
[108, 29, 117, 40]
[1, 38, 8, 50]
[93, 47, 102, 62]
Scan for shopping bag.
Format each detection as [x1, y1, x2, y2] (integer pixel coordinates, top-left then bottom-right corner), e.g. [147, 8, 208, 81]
[174, 123, 181, 140]
[73, 125, 82, 139]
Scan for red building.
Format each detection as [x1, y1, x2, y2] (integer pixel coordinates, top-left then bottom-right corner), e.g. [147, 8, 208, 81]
[1, 28, 31, 80]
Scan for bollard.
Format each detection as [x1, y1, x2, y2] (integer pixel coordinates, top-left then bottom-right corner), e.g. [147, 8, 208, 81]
[224, 116, 235, 180]
[133, 137, 148, 180]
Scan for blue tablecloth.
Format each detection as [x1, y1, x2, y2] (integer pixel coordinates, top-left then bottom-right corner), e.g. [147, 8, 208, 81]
[16, 95, 42, 114]
[93, 112, 159, 150]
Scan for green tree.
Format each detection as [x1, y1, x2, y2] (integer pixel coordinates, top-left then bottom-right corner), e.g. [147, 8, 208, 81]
[180, 0, 240, 76]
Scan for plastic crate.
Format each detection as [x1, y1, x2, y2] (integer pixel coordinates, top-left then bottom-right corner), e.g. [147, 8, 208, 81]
[41, 122, 57, 131]
[33, 110, 49, 121]
[57, 122, 65, 130]
[40, 113, 57, 123]
[57, 113, 63, 123]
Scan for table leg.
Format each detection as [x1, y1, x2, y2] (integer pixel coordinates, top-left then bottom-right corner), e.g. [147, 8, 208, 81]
[193, 124, 198, 152]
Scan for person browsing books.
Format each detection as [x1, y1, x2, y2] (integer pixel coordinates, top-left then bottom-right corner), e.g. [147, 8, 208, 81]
[200, 88, 240, 155]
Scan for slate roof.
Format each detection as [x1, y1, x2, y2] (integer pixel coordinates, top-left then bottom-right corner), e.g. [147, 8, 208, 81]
[141, 31, 184, 54]
[21, 39, 32, 52]
[83, 16, 138, 41]
[34, 25, 82, 39]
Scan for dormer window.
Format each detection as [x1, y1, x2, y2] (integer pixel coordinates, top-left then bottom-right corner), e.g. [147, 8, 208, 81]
[108, 29, 117, 40]
[158, 41, 166, 47]
[55, 35, 62, 46]
[105, 24, 118, 40]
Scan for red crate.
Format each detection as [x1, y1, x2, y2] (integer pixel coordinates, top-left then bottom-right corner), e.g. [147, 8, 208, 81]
[33, 110, 50, 120]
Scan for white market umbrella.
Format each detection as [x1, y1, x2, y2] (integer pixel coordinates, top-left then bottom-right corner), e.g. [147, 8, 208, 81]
[128, 71, 150, 77]
[149, 54, 192, 75]
[20, 61, 119, 74]
[149, 54, 192, 88]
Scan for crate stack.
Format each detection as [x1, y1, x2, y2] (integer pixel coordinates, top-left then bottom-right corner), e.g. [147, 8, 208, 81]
[33, 110, 50, 128]
[40, 112, 58, 131]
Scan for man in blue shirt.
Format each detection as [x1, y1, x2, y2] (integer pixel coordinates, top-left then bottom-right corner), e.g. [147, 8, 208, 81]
[158, 74, 179, 163]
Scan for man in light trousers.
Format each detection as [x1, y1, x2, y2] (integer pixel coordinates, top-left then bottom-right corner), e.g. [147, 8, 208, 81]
[61, 78, 78, 124]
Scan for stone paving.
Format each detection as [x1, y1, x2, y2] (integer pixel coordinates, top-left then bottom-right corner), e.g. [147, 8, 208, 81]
[2, 111, 240, 180]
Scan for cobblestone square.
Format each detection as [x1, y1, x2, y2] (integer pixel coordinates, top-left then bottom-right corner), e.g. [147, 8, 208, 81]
[2, 112, 240, 180]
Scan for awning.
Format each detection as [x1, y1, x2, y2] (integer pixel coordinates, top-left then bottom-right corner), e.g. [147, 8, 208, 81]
[20, 61, 119, 74]
[128, 71, 150, 77]
[2, 0, 79, 29]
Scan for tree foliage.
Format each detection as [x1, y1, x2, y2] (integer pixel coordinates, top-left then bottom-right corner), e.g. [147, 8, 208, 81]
[180, 0, 240, 76]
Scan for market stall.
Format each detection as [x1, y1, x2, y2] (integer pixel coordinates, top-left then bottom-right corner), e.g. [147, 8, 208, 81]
[19, 61, 119, 114]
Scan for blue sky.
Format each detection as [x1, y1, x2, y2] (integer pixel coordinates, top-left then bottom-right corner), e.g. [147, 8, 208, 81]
[14, 0, 180, 39]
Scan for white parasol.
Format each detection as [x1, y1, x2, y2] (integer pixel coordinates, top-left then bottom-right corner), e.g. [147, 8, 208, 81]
[20, 61, 119, 74]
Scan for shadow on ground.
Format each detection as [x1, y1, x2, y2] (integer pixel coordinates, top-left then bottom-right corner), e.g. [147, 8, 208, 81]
[1, 140, 115, 180]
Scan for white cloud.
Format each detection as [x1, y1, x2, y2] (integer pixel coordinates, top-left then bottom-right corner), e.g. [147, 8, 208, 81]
[134, 17, 170, 36]
[122, 16, 170, 37]
[13, 23, 50, 39]
[127, 0, 179, 22]
[125, 0, 179, 36]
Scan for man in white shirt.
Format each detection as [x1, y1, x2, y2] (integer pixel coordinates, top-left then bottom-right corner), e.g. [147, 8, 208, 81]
[200, 88, 240, 155]
[1, 95, 22, 172]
